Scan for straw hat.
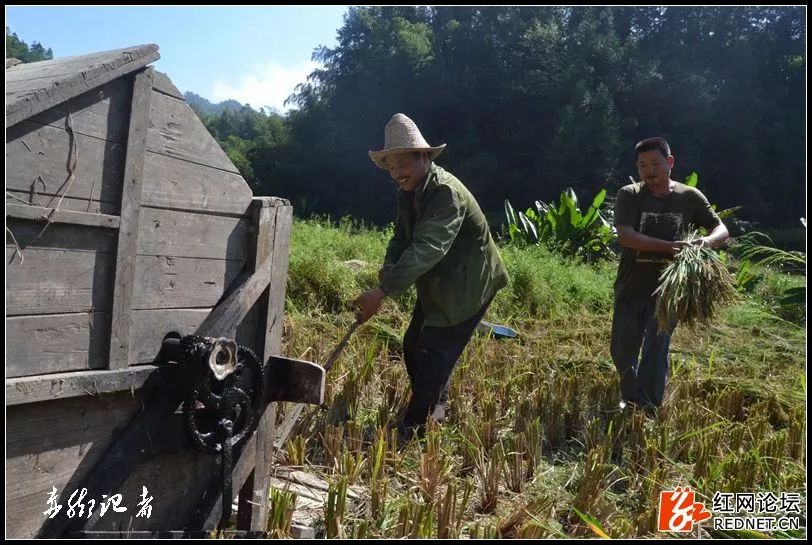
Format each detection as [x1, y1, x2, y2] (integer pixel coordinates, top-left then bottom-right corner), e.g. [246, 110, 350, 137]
[369, 113, 446, 169]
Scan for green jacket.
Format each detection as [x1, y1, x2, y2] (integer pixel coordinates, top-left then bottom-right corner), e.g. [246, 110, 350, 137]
[379, 163, 509, 327]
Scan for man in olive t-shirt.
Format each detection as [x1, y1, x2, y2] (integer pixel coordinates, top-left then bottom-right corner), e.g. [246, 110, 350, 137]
[611, 137, 729, 414]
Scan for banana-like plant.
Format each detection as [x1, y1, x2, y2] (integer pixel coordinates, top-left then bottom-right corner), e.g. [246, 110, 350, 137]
[504, 187, 616, 262]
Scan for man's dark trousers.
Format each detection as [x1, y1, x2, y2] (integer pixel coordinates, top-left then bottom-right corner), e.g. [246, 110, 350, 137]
[399, 298, 491, 439]
[610, 294, 673, 409]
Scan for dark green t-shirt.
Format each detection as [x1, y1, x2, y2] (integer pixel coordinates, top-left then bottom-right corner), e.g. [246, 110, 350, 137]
[613, 181, 721, 299]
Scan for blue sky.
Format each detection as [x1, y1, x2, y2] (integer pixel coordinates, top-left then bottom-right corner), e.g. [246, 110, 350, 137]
[5, 5, 349, 113]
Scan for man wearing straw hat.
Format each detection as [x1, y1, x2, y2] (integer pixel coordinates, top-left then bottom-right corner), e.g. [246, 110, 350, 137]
[353, 113, 509, 443]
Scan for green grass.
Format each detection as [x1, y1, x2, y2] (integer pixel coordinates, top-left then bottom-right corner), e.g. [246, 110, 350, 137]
[288, 216, 616, 322]
[286, 217, 390, 315]
[270, 218, 806, 539]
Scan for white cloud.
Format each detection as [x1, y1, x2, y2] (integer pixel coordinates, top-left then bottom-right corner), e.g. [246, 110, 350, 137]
[210, 59, 320, 113]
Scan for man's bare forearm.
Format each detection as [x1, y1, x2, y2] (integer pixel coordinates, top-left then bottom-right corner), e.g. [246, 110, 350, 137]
[701, 223, 730, 249]
[616, 227, 684, 254]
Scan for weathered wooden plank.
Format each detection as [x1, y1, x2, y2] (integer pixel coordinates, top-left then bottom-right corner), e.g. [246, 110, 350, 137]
[6, 121, 125, 205]
[6, 393, 141, 454]
[5, 365, 169, 406]
[34, 356, 251, 536]
[6, 44, 160, 128]
[6, 67, 135, 95]
[245, 403, 279, 531]
[273, 404, 307, 450]
[5, 393, 143, 539]
[5, 74, 85, 94]
[6, 189, 118, 215]
[5, 203, 120, 229]
[137, 207, 250, 261]
[5, 50, 114, 77]
[83, 446, 218, 533]
[8, 356, 235, 535]
[128, 301, 273, 366]
[6, 312, 111, 378]
[22, 78, 131, 143]
[129, 309, 212, 364]
[265, 204, 293, 358]
[21, 386, 201, 538]
[193, 256, 271, 342]
[142, 151, 253, 215]
[5, 246, 115, 316]
[240, 199, 278, 531]
[4, 46, 154, 81]
[151, 69, 184, 100]
[109, 68, 152, 370]
[271, 469, 363, 499]
[249, 196, 290, 208]
[238, 200, 295, 530]
[6, 218, 118, 253]
[236, 199, 293, 530]
[234, 298, 261, 351]
[146, 90, 240, 174]
[250, 201, 277, 360]
[133, 255, 245, 310]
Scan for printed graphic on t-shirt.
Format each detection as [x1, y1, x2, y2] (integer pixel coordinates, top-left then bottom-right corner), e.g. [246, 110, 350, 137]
[637, 212, 683, 262]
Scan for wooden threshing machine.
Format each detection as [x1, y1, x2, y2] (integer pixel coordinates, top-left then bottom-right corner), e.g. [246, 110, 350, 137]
[5, 44, 324, 537]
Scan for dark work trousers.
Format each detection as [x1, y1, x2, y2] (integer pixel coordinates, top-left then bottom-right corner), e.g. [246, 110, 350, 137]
[610, 294, 674, 409]
[399, 298, 491, 439]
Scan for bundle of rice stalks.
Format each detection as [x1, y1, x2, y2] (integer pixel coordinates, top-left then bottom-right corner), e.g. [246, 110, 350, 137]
[654, 234, 740, 333]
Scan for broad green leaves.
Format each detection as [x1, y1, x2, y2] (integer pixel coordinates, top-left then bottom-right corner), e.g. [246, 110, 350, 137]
[504, 187, 615, 262]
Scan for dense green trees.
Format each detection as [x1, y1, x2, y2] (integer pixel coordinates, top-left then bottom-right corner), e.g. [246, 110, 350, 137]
[202, 7, 803, 230]
[6, 27, 53, 63]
